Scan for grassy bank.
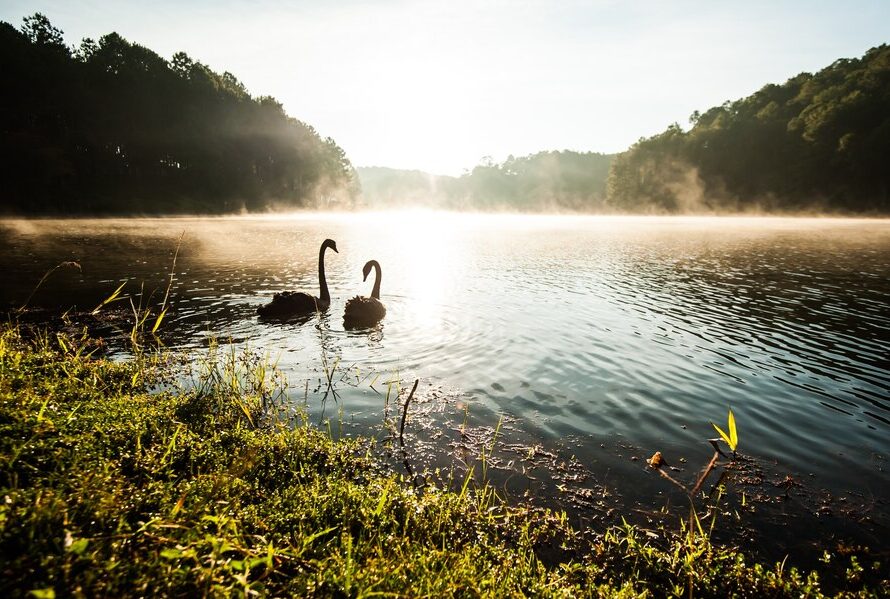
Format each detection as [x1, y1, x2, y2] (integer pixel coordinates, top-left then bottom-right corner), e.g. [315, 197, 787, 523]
[0, 324, 884, 597]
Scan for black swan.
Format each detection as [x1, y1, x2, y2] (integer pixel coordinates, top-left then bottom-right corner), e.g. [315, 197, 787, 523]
[343, 259, 386, 328]
[257, 238, 338, 319]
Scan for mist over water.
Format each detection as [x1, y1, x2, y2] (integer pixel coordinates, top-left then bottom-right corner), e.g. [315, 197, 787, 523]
[4, 213, 889, 556]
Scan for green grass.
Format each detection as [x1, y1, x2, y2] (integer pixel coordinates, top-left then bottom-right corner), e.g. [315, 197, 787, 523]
[0, 324, 885, 597]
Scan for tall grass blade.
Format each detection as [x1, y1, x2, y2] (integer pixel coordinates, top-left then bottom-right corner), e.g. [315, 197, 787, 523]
[91, 281, 127, 315]
[19, 261, 81, 312]
[728, 408, 738, 450]
[151, 307, 168, 334]
[711, 409, 738, 452]
[151, 232, 183, 335]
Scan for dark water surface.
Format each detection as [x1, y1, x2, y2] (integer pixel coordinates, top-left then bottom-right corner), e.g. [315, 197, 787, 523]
[4, 214, 889, 558]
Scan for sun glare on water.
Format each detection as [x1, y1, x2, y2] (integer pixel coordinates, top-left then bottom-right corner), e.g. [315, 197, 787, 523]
[381, 210, 465, 330]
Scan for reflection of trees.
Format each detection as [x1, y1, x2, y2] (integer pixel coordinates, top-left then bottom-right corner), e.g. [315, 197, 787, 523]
[607, 45, 890, 213]
[0, 14, 356, 214]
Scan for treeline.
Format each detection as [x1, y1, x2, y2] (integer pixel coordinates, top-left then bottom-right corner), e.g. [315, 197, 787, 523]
[608, 45, 890, 213]
[0, 14, 356, 215]
[358, 151, 613, 212]
[363, 46, 890, 214]
[5, 12, 888, 216]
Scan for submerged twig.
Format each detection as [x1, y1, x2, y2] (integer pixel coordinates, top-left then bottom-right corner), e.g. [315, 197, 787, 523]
[655, 467, 689, 494]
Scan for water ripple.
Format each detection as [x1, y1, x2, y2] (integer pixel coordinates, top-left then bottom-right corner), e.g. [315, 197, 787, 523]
[2, 215, 889, 501]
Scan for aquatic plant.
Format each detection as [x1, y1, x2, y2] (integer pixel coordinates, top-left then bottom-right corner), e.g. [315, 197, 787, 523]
[646, 410, 745, 598]
[711, 408, 739, 454]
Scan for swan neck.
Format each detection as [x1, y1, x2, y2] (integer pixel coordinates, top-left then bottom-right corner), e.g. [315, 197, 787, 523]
[370, 261, 382, 299]
[318, 244, 330, 303]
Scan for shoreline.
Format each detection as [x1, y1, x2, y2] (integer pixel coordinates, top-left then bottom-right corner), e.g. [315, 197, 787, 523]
[1, 322, 885, 596]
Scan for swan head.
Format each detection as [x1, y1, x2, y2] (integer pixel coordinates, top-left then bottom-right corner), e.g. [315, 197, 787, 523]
[323, 238, 339, 253]
[362, 261, 373, 281]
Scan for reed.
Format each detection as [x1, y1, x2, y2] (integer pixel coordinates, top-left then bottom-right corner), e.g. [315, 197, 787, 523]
[18, 261, 82, 312]
[87, 233, 184, 352]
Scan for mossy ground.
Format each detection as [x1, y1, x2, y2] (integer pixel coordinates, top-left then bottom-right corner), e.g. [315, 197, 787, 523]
[0, 324, 885, 597]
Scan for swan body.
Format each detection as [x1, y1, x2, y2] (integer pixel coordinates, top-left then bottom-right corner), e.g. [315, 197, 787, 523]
[258, 238, 338, 319]
[343, 260, 386, 328]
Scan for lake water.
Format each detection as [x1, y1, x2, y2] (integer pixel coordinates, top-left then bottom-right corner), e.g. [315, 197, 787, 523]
[3, 213, 889, 558]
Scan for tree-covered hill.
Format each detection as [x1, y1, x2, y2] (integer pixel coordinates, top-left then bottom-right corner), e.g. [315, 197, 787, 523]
[607, 45, 890, 213]
[0, 14, 357, 214]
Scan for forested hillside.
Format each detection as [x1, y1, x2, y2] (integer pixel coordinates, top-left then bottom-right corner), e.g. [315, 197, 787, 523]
[607, 45, 890, 213]
[0, 14, 356, 214]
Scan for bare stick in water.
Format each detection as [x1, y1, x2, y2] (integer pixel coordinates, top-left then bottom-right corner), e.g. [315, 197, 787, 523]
[690, 451, 721, 497]
[399, 379, 419, 449]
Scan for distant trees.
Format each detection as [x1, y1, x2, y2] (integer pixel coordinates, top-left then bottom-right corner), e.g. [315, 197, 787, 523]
[451, 151, 613, 211]
[0, 13, 356, 214]
[357, 151, 613, 212]
[356, 167, 443, 209]
[607, 45, 890, 213]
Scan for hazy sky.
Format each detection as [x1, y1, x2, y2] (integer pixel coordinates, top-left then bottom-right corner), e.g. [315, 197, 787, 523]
[3, 1, 888, 174]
